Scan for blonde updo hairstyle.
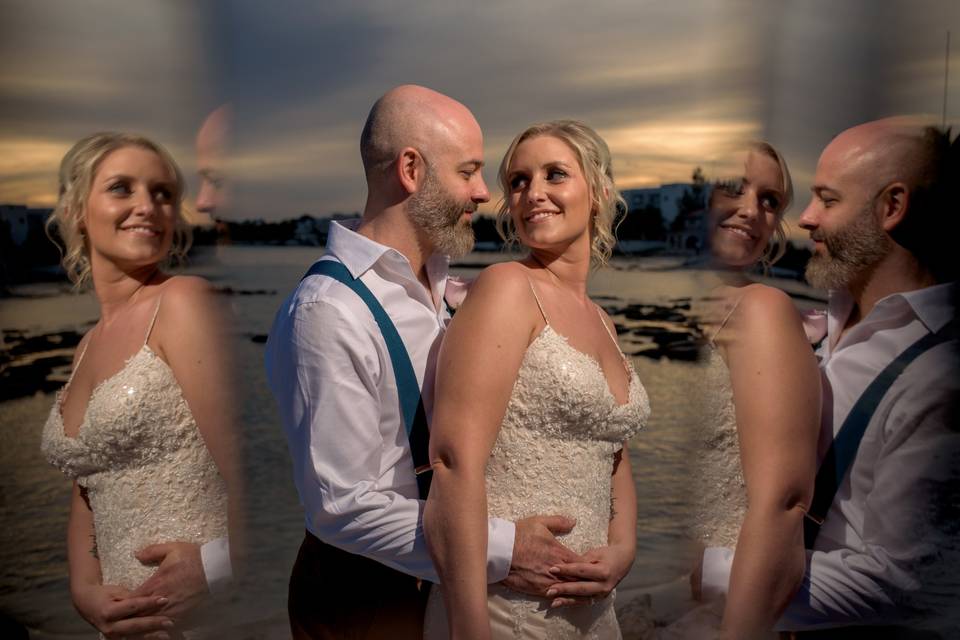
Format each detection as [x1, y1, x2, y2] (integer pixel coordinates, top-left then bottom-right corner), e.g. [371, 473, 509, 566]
[496, 120, 626, 268]
[46, 132, 191, 289]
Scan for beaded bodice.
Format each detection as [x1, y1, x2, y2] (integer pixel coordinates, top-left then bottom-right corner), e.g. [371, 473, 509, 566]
[486, 325, 649, 553]
[41, 337, 227, 589]
[691, 347, 746, 549]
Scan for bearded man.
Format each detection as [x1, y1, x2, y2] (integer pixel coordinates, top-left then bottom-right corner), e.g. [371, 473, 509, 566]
[699, 119, 960, 638]
[265, 85, 585, 639]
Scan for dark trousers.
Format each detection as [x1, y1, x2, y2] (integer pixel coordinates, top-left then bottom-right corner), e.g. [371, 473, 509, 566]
[288, 531, 429, 640]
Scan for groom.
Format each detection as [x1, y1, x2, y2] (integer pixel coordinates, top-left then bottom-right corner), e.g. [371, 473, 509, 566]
[699, 118, 960, 637]
[265, 85, 584, 639]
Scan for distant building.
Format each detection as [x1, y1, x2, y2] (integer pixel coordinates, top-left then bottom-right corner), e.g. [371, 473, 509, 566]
[0, 204, 51, 247]
[667, 207, 708, 253]
[621, 183, 698, 224]
[1, 204, 60, 287]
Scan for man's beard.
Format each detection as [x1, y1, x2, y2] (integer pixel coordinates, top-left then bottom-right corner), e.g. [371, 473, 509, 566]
[407, 169, 476, 259]
[805, 204, 891, 290]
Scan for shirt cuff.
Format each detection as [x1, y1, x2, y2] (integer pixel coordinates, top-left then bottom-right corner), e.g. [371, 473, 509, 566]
[701, 546, 734, 601]
[486, 518, 516, 583]
[200, 537, 232, 595]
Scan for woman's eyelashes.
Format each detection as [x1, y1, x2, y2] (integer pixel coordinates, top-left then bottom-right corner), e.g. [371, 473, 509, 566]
[716, 179, 781, 213]
[509, 166, 569, 191]
[106, 179, 173, 203]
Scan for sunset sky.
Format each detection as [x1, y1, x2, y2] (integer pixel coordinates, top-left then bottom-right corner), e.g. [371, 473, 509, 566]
[2, 0, 959, 235]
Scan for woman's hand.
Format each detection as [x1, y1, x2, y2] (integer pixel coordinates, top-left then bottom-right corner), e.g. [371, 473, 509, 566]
[544, 543, 634, 608]
[72, 582, 175, 639]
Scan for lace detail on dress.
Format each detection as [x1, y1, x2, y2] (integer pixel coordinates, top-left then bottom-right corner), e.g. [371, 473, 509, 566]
[429, 323, 648, 639]
[41, 344, 228, 590]
[691, 348, 745, 549]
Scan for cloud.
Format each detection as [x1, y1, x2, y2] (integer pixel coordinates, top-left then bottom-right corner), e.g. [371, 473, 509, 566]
[3, 0, 959, 222]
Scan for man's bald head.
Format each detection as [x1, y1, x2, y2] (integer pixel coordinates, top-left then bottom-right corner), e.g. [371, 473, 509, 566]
[821, 117, 934, 196]
[360, 85, 481, 181]
[196, 104, 231, 216]
[816, 117, 959, 281]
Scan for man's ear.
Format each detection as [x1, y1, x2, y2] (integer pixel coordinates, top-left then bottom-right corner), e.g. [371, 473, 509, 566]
[396, 147, 426, 196]
[877, 181, 909, 233]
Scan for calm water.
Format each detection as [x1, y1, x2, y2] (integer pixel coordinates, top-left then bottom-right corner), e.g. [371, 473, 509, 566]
[0, 245, 819, 638]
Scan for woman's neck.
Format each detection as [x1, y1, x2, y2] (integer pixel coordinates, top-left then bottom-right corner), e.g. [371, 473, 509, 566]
[529, 244, 591, 300]
[90, 257, 159, 322]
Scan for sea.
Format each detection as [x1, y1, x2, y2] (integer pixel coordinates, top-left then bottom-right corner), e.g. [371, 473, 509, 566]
[0, 245, 825, 639]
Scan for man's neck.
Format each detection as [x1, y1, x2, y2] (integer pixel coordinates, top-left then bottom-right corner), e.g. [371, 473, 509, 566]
[356, 205, 434, 292]
[841, 251, 936, 337]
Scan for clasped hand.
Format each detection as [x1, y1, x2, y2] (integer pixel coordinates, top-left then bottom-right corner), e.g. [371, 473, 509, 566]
[544, 544, 634, 609]
[73, 541, 206, 639]
[502, 515, 633, 609]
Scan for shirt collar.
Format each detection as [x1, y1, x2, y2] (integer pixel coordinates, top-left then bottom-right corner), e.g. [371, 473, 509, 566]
[828, 281, 958, 339]
[896, 281, 958, 333]
[326, 219, 391, 278]
[325, 218, 452, 309]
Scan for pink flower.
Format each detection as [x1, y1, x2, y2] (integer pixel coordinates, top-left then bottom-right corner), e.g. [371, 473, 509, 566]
[444, 276, 473, 310]
[801, 309, 828, 345]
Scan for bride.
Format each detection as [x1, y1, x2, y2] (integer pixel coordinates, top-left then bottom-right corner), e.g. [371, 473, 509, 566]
[667, 142, 821, 639]
[423, 120, 649, 639]
[41, 133, 242, 639]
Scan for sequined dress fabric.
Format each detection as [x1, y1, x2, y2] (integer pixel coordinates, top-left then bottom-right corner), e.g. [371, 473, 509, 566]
[691, 347, 745, 549]
[655, 348, 744, 640]
[425, 325, 649, 639]
[41, 345, 228, 590]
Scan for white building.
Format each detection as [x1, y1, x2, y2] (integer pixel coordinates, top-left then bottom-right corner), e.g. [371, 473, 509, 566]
[621, 183, 698, 225]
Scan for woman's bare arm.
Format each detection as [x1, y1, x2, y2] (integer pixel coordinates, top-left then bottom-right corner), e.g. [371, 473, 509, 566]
[424, 263, 541, 640]
[68, 482, 174, 637]
[718, 285, 820, 639]
[156, 276, 245, 570]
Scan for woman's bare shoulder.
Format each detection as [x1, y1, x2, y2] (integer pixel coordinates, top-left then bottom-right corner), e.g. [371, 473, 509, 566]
[735, 284, 798, 324]
[467, 261, 535, 304]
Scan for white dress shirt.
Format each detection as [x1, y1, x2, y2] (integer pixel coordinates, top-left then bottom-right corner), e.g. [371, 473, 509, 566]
[701, 282, 960, 632]
[265, 220, 515, 584]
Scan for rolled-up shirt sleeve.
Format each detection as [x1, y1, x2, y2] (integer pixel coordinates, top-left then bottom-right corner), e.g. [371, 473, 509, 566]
[267, 293, 515, 584]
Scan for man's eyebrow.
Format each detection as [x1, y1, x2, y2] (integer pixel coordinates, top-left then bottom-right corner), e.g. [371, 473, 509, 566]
[459, 160, 484, 170]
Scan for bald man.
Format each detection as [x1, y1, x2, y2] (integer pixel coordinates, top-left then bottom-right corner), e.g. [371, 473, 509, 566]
[265, 86, 582, 639]
[196, 104, 230, 217]
[698, 120, 960, 638]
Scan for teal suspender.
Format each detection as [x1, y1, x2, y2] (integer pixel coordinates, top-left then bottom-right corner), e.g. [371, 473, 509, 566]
[303, 259, 432, 499]
[804, 325, 954, 548]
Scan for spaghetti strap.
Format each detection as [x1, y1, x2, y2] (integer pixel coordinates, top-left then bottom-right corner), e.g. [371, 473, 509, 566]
[144, 295, 163, 346]
[65, 332, 93, 389]
[594, 305, 620, 349]
[526, 277, 549, 324]
[710, 295, 744, 345]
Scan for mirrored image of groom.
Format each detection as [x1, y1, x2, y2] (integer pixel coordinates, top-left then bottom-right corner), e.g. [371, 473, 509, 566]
[698, 119, 960, 639]
[265, 85, 590, 639]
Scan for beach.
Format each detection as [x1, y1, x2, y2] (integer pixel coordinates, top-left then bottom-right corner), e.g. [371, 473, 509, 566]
[0, 245, 825, 638]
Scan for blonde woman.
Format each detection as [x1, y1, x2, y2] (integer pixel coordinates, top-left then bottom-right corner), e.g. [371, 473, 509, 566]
[668, 143, 820, 639]
[41, 133, 241, 639]
[424, 121, 649, 639]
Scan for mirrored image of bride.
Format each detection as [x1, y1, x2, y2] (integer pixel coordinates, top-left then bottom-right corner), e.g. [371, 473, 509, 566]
[664, 142, 821, 639]
[40, 133, 243, 639]
[424, 120, 650, 639]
